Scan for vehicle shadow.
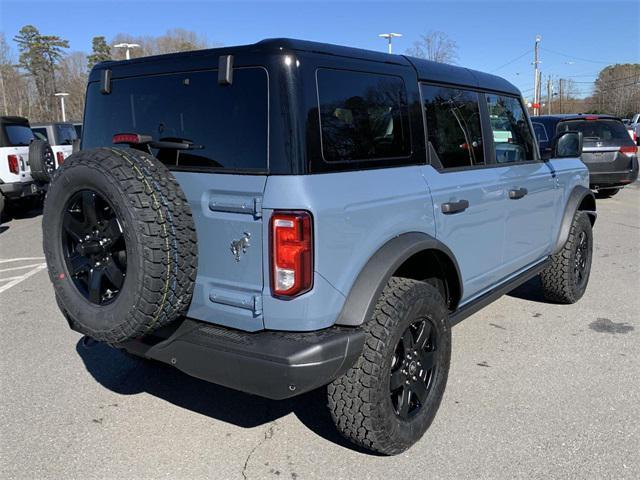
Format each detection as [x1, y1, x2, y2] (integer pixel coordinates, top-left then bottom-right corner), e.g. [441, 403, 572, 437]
[506, 276, 549, 303]
[75, 337, 374, 454]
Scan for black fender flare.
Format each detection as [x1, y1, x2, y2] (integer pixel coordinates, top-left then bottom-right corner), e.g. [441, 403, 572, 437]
[335, 232, 462, 327]
[553, 185, 596, 254]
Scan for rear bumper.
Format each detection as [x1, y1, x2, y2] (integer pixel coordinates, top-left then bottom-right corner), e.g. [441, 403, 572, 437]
[0, 181, 43, 199]
[588, 157, 639, 188]
[118, 319, 365, 400]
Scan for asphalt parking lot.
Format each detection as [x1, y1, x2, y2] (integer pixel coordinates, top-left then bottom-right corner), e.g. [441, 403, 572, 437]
[1, 184, 639, 480]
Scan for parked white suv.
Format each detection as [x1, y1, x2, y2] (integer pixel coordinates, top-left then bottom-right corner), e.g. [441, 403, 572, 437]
[31, 122, 77, 167]
[630, 113, 640, 146]
[0, 116, 44, 216]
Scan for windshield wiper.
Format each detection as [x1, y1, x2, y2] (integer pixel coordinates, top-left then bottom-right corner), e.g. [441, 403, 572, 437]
[112, 133, 203, 151]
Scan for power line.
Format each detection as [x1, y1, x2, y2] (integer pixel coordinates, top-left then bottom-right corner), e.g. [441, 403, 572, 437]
[491, 49, 532, 72]
[540, 47, 611, 65]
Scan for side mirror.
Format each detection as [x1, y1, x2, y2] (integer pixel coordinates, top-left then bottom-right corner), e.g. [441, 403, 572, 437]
[554, 131, 583, 158]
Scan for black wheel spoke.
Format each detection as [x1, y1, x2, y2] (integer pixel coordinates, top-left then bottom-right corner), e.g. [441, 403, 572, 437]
[82, 191, 99, 226]
[104, 260, 124, 289]
[411, 379, 428, 404]
[87, 268, 104, 303]
[418, 349, 437, 371]
[402, 328, 415, 350]
[398, 387, 411, 418]
[415, 321, 432, 349]
[68, 252, 91, 276]
[102, 218, 122, 243]
[63, 215, 87, 243]
[390, 369, 405, 391]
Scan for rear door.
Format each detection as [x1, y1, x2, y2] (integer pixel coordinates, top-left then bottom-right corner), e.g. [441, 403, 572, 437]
[420, 84, 506, 302]
[485, 94, 557, 273]
[81, 66, 270, 330]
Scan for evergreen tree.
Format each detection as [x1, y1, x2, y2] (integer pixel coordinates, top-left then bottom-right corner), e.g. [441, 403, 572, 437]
[87, 36, 111, 69]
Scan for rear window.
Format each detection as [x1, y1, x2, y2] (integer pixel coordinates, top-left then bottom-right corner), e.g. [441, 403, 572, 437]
[4, 124, 34, 146]
[82, 68, 268, 172]
[317, 69, 410, 162]
[55, 124, 78, 145]
[557, 119, 631, 145]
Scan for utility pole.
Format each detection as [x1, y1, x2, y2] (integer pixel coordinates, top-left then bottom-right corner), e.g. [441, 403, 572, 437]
[378, 33, 402, 54]
[547, 75, 552, 114]
[0, 70, 7, 115]
[532, 35, 542, 116]
[559, 79, 564, 115]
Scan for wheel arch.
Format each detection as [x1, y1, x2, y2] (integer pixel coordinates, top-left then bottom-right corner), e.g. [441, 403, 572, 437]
[553, 185, 596, 254]
[335, 232, 462, 327]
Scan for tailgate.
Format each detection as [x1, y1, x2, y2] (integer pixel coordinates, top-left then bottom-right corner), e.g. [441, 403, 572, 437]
[0, 146, 33, 184]
[173, 172, 267, 331]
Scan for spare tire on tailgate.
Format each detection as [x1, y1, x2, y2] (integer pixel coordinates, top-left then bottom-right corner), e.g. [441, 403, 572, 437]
[29, 139, 56, 183]
[42, 147, 198, 343]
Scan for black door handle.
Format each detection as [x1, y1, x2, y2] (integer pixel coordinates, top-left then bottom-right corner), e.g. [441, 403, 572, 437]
[508, 187, 528, 200]
[441, 199, 469, 214]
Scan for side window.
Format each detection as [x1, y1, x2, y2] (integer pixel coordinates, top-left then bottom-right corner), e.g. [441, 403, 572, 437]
[32, 128, 48, 142]
[316, 69, 410, 162]
[486, 94, 537, 163]
[532, 122, 548, 143]
[421, 85, 484, 169]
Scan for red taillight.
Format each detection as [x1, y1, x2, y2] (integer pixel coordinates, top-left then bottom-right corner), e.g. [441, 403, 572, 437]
[113, 133, 144, 144]
[7, 154, 19, 174]
[620, 145, 637, 157]
[56, 151, 65, 165]
[270, 211, 313, 298]
[585, 115, 599, 121]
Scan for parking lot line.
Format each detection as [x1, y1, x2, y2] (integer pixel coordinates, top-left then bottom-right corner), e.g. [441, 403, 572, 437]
[0, 257, 45, 264]
[0, 264, 47, 294]
[0, 263, 47, 273]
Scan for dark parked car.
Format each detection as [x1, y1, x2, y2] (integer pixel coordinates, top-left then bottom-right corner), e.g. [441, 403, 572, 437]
[533, 114, 639, 197]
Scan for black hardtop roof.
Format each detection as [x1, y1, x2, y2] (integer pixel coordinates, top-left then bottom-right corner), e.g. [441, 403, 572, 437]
[89, 38, 520, 95]
[1, 116, 30, 126]
[534, 114, 622, 122]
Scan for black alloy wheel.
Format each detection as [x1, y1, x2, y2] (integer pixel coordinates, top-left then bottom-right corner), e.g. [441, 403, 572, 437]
[61, 189, 126, 305]
[389, 318, 439, 420]
[574, 230, 589, 287]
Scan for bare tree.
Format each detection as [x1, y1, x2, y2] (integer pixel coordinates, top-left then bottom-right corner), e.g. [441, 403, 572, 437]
[56, 52, 88, 120]
[592, 64, 640, 116]
[405, 30, 458, 64]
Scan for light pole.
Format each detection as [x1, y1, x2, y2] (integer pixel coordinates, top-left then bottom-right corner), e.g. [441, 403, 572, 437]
[114, 42, 140, 60]
[54, 92, 69, 122]
[378, 33, 402, 54]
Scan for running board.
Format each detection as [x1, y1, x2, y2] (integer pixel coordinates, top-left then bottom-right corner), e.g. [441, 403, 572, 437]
[449, 258, 550, 327]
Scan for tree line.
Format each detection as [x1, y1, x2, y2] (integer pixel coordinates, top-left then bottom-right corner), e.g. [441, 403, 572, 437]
[0, 26, 213, 122]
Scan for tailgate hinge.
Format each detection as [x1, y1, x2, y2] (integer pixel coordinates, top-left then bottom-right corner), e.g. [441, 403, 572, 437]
[253, 197, 263, 219]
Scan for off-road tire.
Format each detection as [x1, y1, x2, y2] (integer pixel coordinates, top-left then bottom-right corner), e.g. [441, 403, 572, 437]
[540, 211, 592, 304]
[595, 187, 620, 198]
[43, 147, 197, 343]
[328, 277, 451, 455]
[29, 139, 56, 183]
[0, 192, 5, 219]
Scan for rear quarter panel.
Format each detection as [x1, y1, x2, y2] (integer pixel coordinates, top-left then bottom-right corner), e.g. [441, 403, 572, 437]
[262, 165, 434, 331]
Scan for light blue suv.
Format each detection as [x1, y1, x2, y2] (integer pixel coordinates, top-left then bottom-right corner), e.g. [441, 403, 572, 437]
[43, 39, 596, 455]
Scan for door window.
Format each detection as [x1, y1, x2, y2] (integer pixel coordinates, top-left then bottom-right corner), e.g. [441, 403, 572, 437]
[421, 85, 484, 169]
[486, 94, 537, 163]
